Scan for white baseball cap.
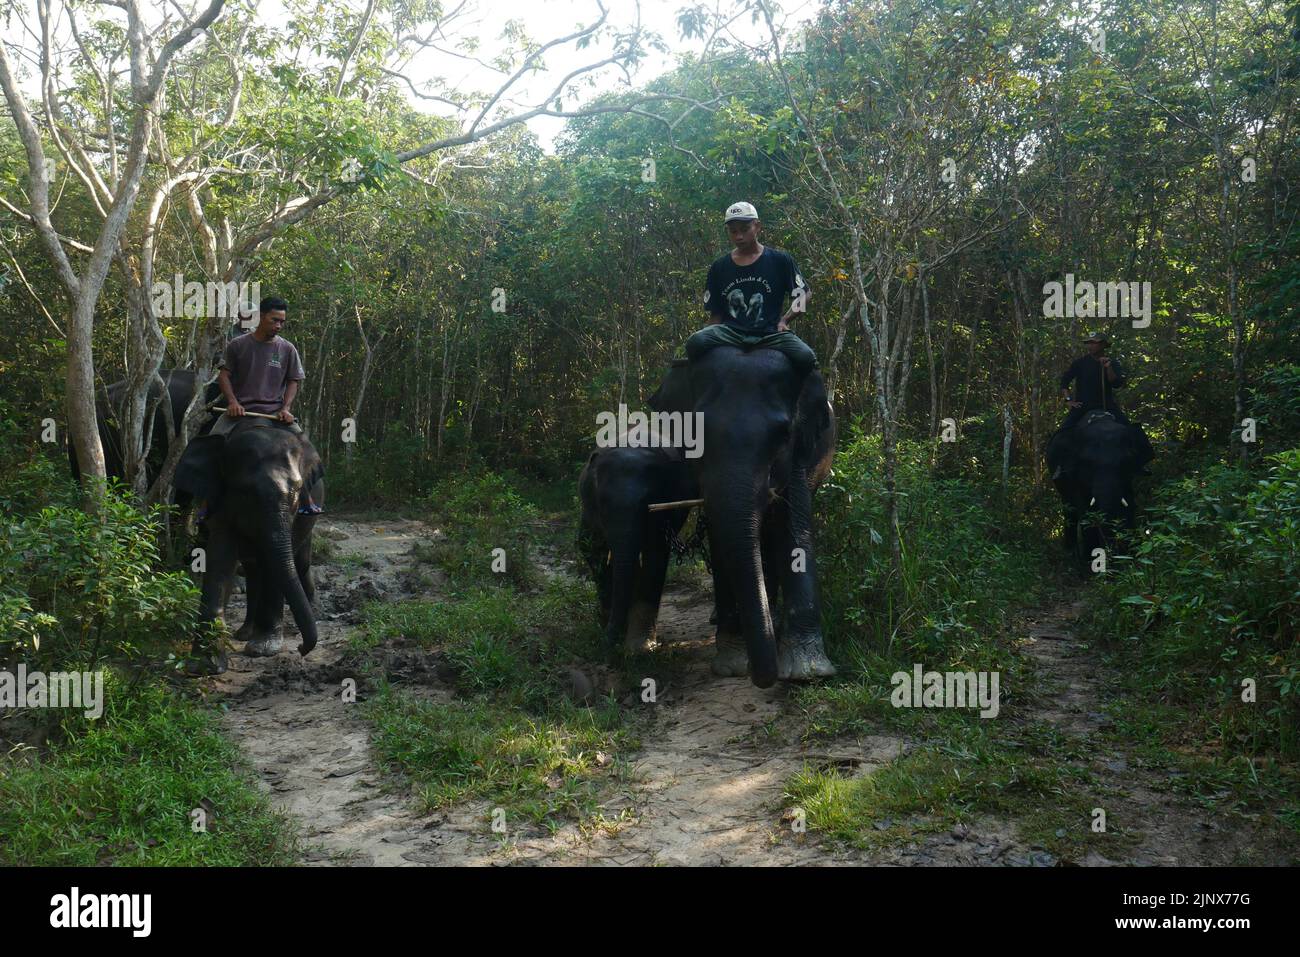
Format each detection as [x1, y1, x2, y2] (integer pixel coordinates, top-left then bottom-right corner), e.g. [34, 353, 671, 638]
[724, 201, 759, 223]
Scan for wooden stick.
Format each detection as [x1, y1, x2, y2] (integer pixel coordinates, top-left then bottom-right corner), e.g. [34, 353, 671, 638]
[211, 407, 282, 421]
[648, 498, 705, 512]
[647, 488, 779, 513]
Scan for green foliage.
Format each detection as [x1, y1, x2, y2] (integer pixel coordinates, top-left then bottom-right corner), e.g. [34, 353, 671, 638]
[1087, 451, 1300, 760]
[356, 566, 637, 828]
[0, 682, 298, 866]
[0, 465, 199, 674]
[817, 430, 1048, 669]
[420, 468, 543, 590]
[785, 722, 1098, 855]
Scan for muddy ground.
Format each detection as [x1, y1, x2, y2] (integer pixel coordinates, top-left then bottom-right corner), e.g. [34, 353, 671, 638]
[208, 515, 1296, 866]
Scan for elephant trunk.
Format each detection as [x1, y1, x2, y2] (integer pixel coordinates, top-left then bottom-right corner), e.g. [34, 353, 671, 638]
[603, 513, 643, 647]
[708, 482, 778, 688]
[265, 510, 318, 656]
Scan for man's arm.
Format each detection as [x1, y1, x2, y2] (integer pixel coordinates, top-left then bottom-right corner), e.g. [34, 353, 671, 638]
[217, 368, 244, 416]
[703, 261, 724, 324]
[277, 347, 306, 423]
[277, 379, 300, 423]
[1103, 357, 1126, 387]
[1059, 360, 1080, 407]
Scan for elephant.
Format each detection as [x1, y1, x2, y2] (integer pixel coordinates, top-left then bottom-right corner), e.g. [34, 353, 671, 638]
[1046, 410, 1148, 565]
[173, 418, 325, 675]
[648, 352, 837, 687]
[577, 441, 697, 653]
[70, 369, 220, 493]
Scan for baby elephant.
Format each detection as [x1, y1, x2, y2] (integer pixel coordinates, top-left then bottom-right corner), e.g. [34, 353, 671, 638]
[577, 442, 697, 653]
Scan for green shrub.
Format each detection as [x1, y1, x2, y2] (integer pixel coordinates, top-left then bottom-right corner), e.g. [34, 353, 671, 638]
[1086, 450, 1300, 759]
[422, 469, 541, 589]
[0, 479, 199, 674]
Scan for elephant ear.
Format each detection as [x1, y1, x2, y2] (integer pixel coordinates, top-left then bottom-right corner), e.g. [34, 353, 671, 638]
[1046, 428, 1076, 475]
[299, 439, 325, 492]
[793, 371, 834, 469]
[175, 434, 225, 501]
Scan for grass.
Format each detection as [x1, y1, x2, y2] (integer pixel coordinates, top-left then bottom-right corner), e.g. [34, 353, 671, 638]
[348, 479, 648, 832]
[365, 683, 636, 827]
[784, 717, 1123, 860]
[0, 679, 299, 866]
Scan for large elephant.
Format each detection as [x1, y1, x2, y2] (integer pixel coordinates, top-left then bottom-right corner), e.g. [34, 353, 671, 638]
[1046, 410, 1146, 563]
[577, 442, 697, 653]
[174, 419, 325, 675]
[649, 352, 837, 687]
[70, 369, 220, 491]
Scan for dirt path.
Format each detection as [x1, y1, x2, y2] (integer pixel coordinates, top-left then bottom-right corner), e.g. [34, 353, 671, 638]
[211, 517, 1291, 866]
[215, 517, 439, 865]
[1015, 596, 1292, 865]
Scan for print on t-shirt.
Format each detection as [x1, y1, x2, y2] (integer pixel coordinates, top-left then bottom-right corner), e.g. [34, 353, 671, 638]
[704, 248, 805, 335]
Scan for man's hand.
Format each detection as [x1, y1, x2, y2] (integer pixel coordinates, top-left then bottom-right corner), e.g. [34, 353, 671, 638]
[1067, 400, 1083, 409]
[276, 408, 296, 424]
[776, 318, 790, 332]
[226, 401, 245, 417]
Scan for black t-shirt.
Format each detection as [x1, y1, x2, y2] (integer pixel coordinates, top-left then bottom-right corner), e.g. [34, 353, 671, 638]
[1061, 354, 1126, 409]
[703, 247, 806, 334]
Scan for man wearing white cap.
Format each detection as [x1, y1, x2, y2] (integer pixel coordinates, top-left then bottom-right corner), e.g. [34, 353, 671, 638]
[686, 202, 817, 375]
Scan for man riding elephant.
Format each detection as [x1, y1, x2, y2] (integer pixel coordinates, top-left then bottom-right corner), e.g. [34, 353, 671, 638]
[650, 200, 835, 686]
[687, 201, 818, 376]
[195, 295, 321, 524]
[1050, 331, 1153, 480]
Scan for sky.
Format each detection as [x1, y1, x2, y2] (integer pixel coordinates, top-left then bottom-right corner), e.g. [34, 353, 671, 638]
[387, 0, 817, 151]
[2, 0, 815, 151]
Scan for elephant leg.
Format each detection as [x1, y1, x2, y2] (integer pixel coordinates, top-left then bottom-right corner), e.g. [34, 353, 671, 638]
[708, 530, 749, 678]
[775, 475, 836, 680]
[187, 526, 237, 676]
[232, 561, 264, 643]
[625, 528, 670, 654]
[239, 554, 291, 657]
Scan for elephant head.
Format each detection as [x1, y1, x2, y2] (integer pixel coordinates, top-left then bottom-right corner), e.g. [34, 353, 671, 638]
[176, 422, 324, 664]
[1050, 412, 1143, 556]
[578, 440, 696, 653]
[650, 349, 836, 687]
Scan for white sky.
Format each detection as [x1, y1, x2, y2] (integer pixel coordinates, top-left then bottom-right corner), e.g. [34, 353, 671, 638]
[3, 0, 815, 151]
[386, 0, 816, 151]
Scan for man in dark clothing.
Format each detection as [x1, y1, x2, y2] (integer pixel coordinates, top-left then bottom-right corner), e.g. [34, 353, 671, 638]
[1058, 331, 1130, 428]
[1051, 331, 1153, 477]
[687, 202, 818, 375]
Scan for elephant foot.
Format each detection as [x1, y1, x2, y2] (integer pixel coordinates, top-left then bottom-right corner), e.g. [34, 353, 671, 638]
[184, 650, 228, 677]
[624, 601, 659, 655]
[624, 630, 657, 655]
[710, 630, 749, 677]
[299, 634, 317, 657]
[243, 634, 289, 657]
[777, 634, 836, 681]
